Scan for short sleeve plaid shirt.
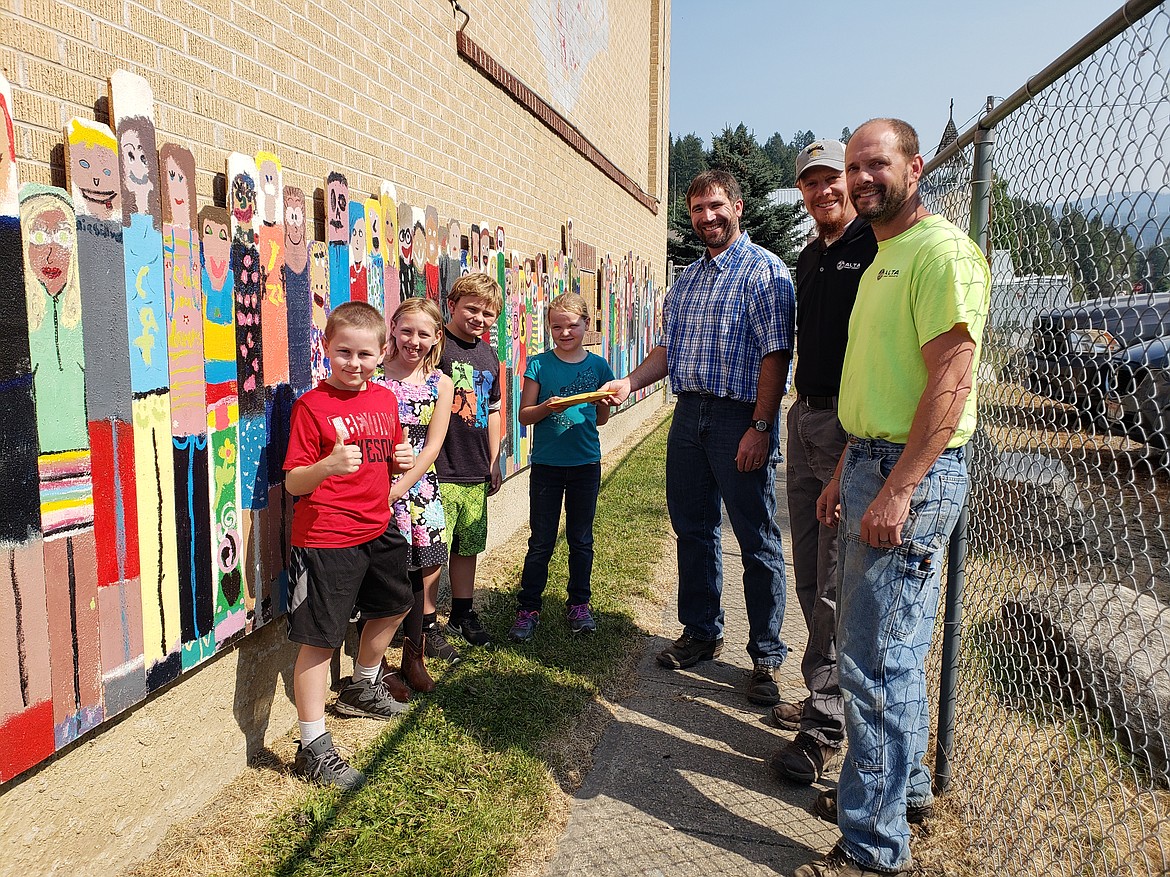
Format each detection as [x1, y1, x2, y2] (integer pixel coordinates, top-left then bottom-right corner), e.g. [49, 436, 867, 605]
[662, 232, 795, 402]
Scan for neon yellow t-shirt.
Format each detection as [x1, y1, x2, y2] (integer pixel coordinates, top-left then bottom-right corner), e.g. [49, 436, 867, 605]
[838, 214, 990, 448]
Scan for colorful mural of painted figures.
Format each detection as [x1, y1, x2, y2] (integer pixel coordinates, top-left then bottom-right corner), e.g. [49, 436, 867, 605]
[0, 75, 56, 781]
[64, 117, 146, 718]
[0, 67, 666, 782]
[200, 205, 246, 646]
[109, 70, 182, 692]
[20, 182, 105, 747]
[160, 143, 214, 670]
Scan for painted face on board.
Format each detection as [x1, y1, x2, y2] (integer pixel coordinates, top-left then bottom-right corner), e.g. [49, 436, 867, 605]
[26, 205, 74, 298]
[349, 216, 366, 269]
[258, 158, 278, 224]
[200, 214, 230, 291]
[399, 222, 412, 264]
[425, 208, 439, 265]
[284, 190, 305, 247]
[72, 140, 119, 219]
[327, 178, 347, 239]
[368, 208, 381, 256]
[119, 128, 153, 214]
[479, 228, 490, 269]
[411, 221, 426, 271]
[309, 242, 328, 315]
[231, 173, 255, 226]
[446, 219, 462, 260]
[164, 154, 192, 228]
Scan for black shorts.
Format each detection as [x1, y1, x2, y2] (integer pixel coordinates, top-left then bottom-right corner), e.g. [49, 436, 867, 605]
[286, 525, 413, 649]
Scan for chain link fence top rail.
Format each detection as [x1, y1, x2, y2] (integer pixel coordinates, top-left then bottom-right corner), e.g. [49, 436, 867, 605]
[915, 4, 1170, 875]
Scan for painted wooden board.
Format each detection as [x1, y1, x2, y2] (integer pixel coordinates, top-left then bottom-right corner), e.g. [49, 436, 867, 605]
[109, 69, 181, 692]
[256, 151, 288, 386]
[159, 143, 213, 670]
[325, 171, 349, 311]
[227, 152, 269, 628]
[364, 195, 384, 314]
[410, 206, 426, 299]
[440, 216, 461, 307]
[347, 197, 367, 302]
[255, 151, 290, 619]
[199, 205, 245, 647]
[65, 117, 146, 717]
[397, 196, 413, 303]
[284, 185, 313, 396]
[379, 181, 399, 313]
[20, 182, 105, 746]
[308, 240, 329, 387]
[0, 75, 56, 781]
[424, 204, 440, 303]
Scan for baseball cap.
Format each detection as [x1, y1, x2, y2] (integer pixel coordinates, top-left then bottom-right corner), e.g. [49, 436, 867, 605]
[795, 139, 846, 180]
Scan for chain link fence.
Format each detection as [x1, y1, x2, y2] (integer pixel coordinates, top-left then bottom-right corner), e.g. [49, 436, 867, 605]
[917, 3, 1170, 874]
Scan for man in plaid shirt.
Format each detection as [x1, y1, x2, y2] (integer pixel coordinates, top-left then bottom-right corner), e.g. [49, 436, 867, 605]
[604, 169, 795, 704]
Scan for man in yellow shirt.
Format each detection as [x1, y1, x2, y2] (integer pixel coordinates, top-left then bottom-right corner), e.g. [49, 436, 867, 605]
[796, 119, 990, 877]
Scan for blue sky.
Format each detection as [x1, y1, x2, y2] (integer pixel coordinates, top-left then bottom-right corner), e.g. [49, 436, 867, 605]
[669, 0, 1126, 157]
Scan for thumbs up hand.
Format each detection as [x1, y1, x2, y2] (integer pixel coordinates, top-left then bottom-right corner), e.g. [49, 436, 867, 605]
[326, 418, 362, 475]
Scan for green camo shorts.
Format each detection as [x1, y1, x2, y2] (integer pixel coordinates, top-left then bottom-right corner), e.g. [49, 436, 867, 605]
[439, 481, 489, 556]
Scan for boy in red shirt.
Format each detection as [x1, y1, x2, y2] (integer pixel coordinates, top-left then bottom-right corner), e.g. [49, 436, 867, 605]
[284, 301, 415, 791]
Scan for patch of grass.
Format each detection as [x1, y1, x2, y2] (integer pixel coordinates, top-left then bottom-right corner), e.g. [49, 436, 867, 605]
[155, 410, 674, 877]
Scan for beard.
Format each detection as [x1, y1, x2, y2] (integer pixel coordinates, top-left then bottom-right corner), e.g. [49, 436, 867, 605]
[694, 216, 738, 250]
[851, 171, 911, 225]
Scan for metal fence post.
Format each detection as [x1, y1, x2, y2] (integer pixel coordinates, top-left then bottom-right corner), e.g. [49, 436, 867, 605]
[934, 98, 995, 796]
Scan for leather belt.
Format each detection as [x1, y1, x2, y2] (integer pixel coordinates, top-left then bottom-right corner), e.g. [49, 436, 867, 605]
[799, 394, 838, 410]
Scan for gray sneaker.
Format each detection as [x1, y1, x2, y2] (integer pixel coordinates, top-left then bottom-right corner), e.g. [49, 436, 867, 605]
[293, 731, 365, 792]
[335, 676, 409, 719]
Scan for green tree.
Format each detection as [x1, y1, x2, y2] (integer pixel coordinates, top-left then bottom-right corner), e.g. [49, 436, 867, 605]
[840, 126, 852, 144]
[1131, 241, 1169, 293]
[990, 178, 1062, 276]
[668, 133, 707, 203]
[763, 132, 797, 187]
[1057, 208, 1139, 299]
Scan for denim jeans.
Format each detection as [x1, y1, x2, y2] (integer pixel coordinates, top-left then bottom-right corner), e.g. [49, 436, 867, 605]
[517, 462, 601, 611]
[665, 393, 787, 667]
[835, 438, 967, 872]
[785, 400, 848, 745]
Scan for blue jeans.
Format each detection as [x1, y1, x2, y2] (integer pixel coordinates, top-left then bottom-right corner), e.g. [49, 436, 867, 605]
[835, 438, 967, 872]
[518, 462, 601, 611]
[665, 393, 787, 667]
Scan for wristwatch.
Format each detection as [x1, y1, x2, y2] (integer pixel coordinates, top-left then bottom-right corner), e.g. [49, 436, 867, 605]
[751, 419, 771, 433]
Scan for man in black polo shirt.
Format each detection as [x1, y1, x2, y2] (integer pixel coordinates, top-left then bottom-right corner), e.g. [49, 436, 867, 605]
[770, 139, 878, 784]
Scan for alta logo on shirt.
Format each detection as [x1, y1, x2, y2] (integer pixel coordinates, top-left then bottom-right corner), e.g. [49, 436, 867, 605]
[877, 268, 901, 279]
[837, 260, 862, 271]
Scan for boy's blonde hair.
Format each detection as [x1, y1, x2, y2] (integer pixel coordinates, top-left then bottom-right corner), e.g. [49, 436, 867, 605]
[448, 271, 503, 316]
[325, 301, 387, 347]
[548, 291, 589, 323]
[388, 297, 445, 372]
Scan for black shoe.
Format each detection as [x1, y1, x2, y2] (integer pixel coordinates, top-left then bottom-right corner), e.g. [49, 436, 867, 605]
[656, 633, 723, 669]
[746, 663, 781, 705]
[770, 698, 805, 731]
[293, 731, 365, 792]
[812, 787, 933, 825]
[334, 677, 409, 719]
[423, 622, 462, 664]
[447, 610, 492, 647]
[794, 842, 892, 877]
[771, 731, 838, 784]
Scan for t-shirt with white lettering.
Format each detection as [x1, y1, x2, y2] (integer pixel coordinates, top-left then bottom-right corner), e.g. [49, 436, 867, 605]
[285, 382, 404, 548]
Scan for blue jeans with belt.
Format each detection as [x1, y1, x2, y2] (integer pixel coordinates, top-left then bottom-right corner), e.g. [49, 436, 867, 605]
[665, 393, 788, 667]
[835, 438, 967, 872]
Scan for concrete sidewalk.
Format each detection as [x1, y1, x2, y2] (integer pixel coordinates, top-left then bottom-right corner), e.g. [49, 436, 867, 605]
[543, 439, 841, 876]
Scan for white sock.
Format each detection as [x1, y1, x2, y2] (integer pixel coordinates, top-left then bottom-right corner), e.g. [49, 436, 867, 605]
[354, 661, 380, 684]
[299, 717, 327, 746]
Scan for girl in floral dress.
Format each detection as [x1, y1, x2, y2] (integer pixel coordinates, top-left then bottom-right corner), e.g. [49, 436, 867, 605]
[378, 298, 454, 690]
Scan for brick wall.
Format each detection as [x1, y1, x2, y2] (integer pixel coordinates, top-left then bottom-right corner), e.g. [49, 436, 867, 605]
[2, 0, 668, 270]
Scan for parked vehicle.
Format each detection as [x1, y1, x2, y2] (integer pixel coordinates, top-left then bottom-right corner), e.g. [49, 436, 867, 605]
[1021, 292, 1170, 421]
[1104, 335, 1170, 449]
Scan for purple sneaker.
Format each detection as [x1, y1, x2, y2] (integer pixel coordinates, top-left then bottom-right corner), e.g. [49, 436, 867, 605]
[509, 609, 540, 643]
[566, 603, 597, 634]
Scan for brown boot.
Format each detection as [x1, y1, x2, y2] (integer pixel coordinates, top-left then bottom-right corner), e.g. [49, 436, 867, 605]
[402, 635, 435, 693]
[377, 658, 412, 702]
